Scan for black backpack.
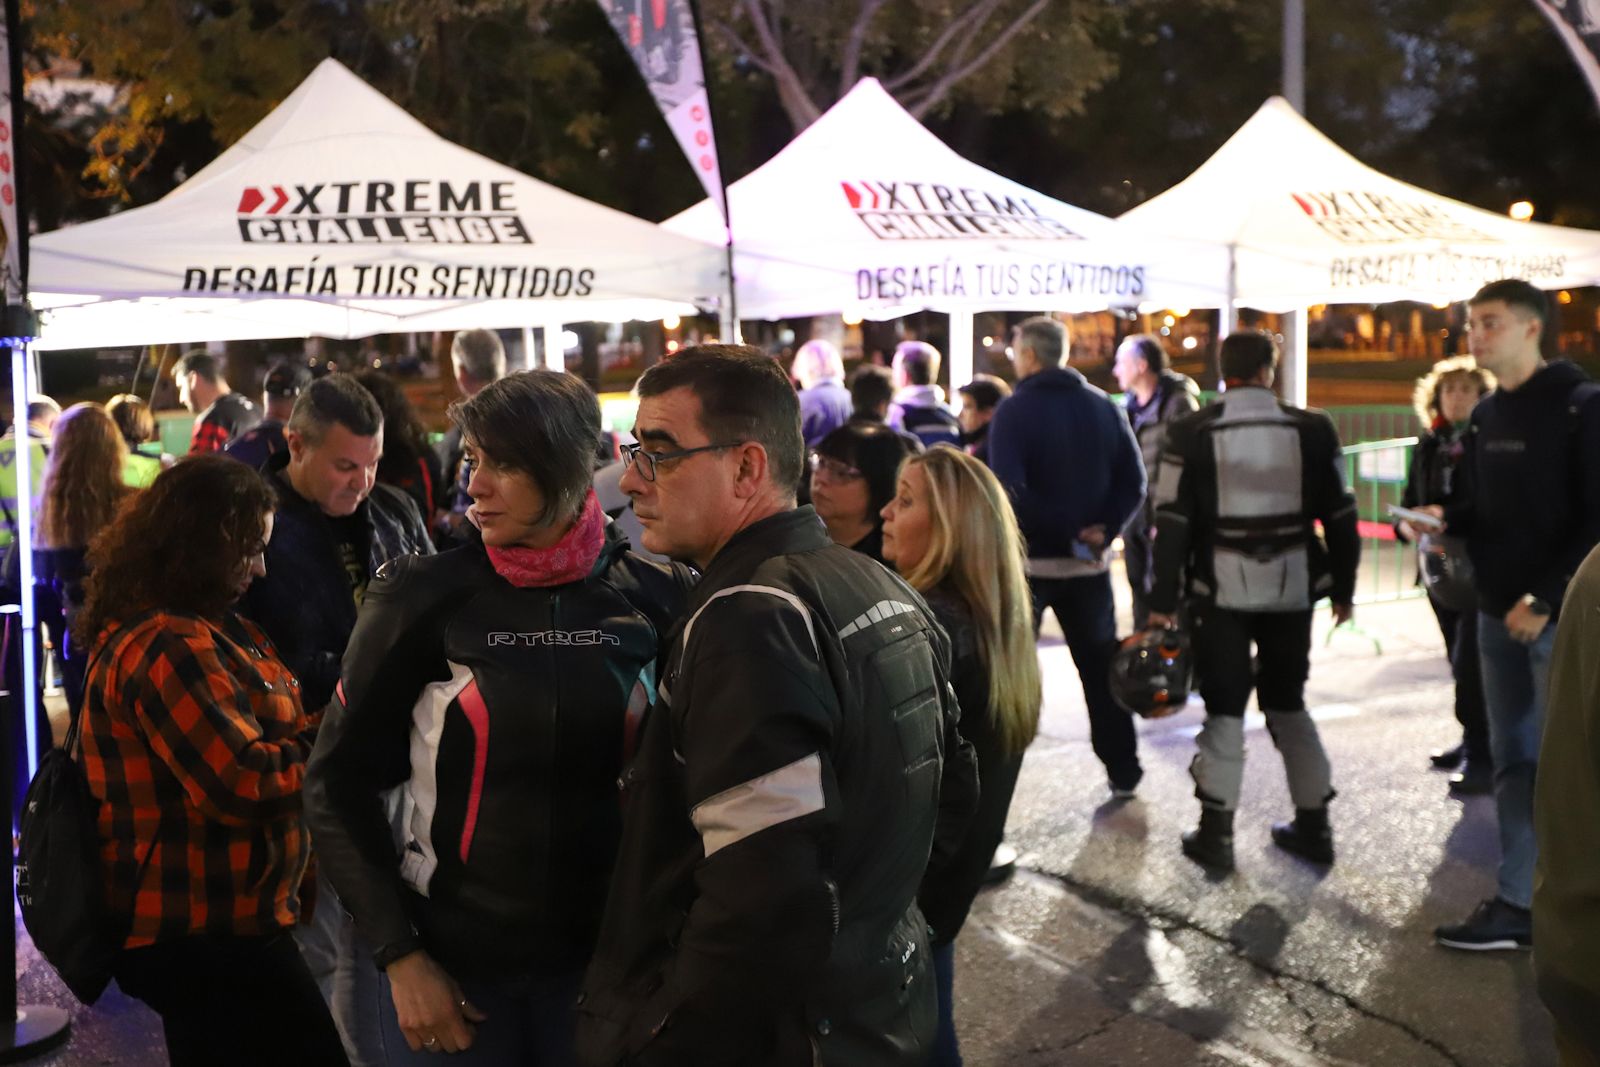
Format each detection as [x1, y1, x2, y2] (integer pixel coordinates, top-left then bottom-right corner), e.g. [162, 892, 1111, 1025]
[16, 626, 155, 1004]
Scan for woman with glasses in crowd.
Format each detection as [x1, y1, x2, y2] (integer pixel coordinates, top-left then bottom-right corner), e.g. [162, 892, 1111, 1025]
[880, 444, 1041, 1067]
[78, 455, 347, 1066]
[809, 420, 919, 563]
[305, 370, 692, 1065]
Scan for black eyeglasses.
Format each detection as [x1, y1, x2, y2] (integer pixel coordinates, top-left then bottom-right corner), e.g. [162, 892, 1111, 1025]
[620, 441, 742, 482]
[808, 452, 864, 481]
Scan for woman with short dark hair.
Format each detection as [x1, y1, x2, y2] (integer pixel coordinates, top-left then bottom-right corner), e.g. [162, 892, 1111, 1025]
[809, 421, 919, 563]
[305, 370, 693, 1065]
[77, 455, 347, 1066]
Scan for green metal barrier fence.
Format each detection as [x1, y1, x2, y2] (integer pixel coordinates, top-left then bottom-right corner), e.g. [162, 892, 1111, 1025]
[1328, 405, 1419, 446]
[1341, 435, 1423, 605]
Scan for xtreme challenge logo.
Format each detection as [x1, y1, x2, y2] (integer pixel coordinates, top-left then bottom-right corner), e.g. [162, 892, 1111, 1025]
[841, 180, 1081, 241]
[1291, 190, 1494, 244]
[843, 178, 1147, 303]
[235, 179, 532, 244]
[1297, 191, 1570, 291]
[182, 178, 597, 299]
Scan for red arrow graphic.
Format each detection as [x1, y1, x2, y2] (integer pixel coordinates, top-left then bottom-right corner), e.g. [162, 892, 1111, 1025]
[841, 182, 862, 210]
[267, 186, 290, 214]
[237, 187, 265, 214]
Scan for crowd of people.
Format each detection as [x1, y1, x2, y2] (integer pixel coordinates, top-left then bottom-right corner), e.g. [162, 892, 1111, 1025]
[3, 274, 1599, 1064]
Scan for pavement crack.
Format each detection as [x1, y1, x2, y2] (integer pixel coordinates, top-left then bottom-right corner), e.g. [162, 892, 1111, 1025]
[1051, 1006, 1133, 1054]
[1016, 866, 1467, 1067]
[1275, 973, 1320, 1050]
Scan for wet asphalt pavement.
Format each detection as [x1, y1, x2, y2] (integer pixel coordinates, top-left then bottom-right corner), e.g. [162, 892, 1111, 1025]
[4, 590, 1551, 1066]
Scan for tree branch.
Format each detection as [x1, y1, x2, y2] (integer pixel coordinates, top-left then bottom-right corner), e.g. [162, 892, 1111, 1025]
[882, 0, 1007, 93]
[738, 0, 823, 128]
[838, 0, 893, 97]
[907, 0, 1051, 119]
[712, 18, 778, 75]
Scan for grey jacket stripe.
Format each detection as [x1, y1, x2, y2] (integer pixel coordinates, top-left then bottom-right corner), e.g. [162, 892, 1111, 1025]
[838, 599, 918, 638]
[682, 583, 819, 656]
[690, 752, 826, 857]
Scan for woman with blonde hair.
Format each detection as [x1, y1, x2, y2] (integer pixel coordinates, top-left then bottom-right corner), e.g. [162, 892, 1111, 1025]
[1396, 355, 1495, 794]
[879, 443, 1041, 1067]
[3, 404, 133, 797]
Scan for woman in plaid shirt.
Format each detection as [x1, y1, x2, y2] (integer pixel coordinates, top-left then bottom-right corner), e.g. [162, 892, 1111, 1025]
[76, 455, 348, 1067]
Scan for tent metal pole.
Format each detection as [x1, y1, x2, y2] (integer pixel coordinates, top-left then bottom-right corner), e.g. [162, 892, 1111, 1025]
[1282, 308, 1309, 409]
[947, 310, 975, 395]
[1283, 0, 1306, 113]
[9, 339, 37, 778]
[541, 321, 566, 372]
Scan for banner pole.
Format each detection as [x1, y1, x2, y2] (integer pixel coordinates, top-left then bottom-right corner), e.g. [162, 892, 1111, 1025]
[687, 0, 739, 341]
[0, 0, 75, 1050]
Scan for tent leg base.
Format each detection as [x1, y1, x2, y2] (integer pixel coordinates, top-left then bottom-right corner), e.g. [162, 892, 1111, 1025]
[0, 1005, 70, 1063]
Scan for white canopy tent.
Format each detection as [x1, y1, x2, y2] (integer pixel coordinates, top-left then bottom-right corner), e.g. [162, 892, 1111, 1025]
[30, 58, 726, 353]
[1120, 97, 1600, 403]
[665, 78, 1228, 384]
[7, 59, 726, 788]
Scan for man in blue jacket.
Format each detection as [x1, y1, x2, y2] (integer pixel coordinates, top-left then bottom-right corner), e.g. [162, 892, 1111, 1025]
[989, 316, 1147, 797]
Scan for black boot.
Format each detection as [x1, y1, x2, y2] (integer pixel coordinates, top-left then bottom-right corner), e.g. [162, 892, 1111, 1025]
[1271, 805, 1334, 864]
[1448, 758, 1494, 797]
[1181, 808, 1235, 872]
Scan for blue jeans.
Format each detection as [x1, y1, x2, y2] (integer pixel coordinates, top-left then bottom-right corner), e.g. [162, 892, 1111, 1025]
[378, 967, 581, 1066]
[931, 941, 962, 1067]
[1477, 611, 1556, 910]
[296, 869, 386, 1067]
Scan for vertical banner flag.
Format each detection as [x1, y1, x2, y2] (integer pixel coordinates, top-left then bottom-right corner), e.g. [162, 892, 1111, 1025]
[597, 0, 727, 220]
[1531, 0, 1600, 114]
[0, 0, 22, 305]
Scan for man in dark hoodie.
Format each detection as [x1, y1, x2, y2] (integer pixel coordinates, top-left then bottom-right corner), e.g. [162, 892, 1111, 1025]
[242, 374, 434, 1064]
[1113, 333, 1202, 631]
[1427, 278, 1600, 953]
[989, 315, 1147, 798]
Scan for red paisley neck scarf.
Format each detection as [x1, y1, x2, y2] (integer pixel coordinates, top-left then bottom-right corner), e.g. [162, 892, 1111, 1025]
[484, 490, 605, 587]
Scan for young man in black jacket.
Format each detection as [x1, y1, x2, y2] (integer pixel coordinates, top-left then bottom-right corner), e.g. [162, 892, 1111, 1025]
[242, 374, 433, 1065]
[576, 345, 977, 1067]
[1429, 278, 1600, 953]
[1148, 330, 1359, 873]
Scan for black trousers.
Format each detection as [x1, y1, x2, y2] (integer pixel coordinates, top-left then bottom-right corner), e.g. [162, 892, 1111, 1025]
[1427, 596, 1491, 765]
[1030, 572, 1141, 788]
[1191, 604, 1312, 718]
[116, 931, 349, 1067]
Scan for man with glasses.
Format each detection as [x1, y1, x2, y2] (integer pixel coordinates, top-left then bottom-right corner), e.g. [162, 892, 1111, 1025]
[989, 315, 1148, 799]
[577, 345, 976, 1067]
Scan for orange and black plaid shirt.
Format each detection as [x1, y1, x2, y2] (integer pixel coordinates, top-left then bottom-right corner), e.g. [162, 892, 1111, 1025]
[80, 610, 320, 947]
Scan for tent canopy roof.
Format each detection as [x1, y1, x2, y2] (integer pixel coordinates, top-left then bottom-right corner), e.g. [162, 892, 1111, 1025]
[666, 78, 1225, 318]
[32, 59, 722, 350]
[1120, 96, 1600, 309]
